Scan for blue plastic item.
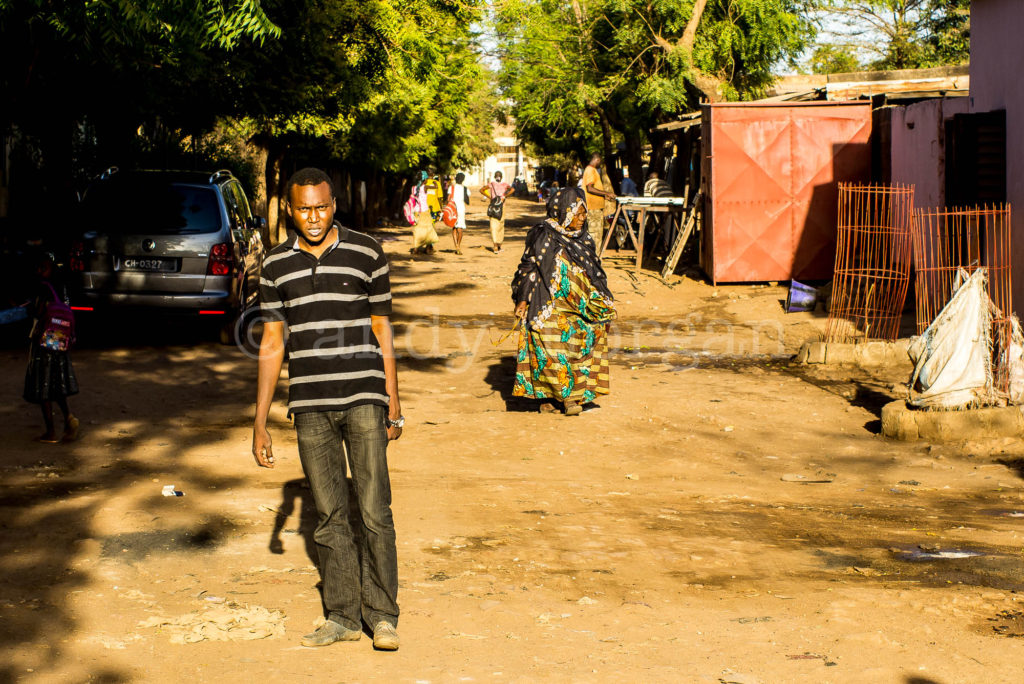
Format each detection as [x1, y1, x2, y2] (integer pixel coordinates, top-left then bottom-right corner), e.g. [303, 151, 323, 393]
[785, 280, 818, 313]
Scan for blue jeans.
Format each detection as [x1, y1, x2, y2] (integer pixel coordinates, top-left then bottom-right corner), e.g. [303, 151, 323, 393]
[294, 404, 399, 630]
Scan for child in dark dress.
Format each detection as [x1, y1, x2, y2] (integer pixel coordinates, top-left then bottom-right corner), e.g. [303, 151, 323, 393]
[23, 253, 80, 443]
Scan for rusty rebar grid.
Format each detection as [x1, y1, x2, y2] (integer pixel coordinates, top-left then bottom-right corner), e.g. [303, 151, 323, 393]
[912, 205, 1013, 393]
[824, 183, 914, 343]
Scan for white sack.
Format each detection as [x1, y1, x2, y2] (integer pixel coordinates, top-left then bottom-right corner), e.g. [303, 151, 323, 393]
[1003, 315, 1024, 404]
[908, 268, 994, 409]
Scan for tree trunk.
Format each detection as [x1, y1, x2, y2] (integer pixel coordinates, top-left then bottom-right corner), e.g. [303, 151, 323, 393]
[596, 107, 620, 191]
[624, 130, 645, 188]
[250, 142, 269, 221]
[264, 141, 287, 246]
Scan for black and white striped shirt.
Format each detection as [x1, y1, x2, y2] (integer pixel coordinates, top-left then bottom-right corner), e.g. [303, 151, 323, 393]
[259, 224, 392, 415]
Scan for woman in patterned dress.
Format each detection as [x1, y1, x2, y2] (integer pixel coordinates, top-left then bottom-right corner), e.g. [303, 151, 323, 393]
[511, 187, 616, 415]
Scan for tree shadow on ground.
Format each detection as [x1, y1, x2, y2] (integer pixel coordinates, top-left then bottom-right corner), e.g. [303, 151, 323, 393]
[0, 321, 266, 681]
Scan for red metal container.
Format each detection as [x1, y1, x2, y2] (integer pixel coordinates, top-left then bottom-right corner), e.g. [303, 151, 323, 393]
[700, 102, 873, 283]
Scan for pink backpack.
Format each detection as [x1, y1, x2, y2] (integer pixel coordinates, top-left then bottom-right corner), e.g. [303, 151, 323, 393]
[39, 282, 75, 351]
[403, 192, 417, 226]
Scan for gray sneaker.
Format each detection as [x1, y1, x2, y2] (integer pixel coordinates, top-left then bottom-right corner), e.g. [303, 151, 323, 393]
[301, 620, 361, 647]
[372, 621, 400, 651]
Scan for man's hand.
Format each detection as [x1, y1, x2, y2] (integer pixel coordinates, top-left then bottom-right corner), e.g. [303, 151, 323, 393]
[387, 424, 403, 442]
[252, 425, 275, 468]
[514, 301, 528, 319]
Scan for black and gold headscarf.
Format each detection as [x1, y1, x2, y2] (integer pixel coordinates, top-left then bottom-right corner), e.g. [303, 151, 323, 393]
[512, 187, 613, 326]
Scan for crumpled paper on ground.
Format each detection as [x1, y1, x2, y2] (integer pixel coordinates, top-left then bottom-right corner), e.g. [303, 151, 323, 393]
[138, 602, 287, 644]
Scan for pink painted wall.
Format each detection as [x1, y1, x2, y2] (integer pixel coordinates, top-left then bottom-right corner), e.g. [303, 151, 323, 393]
[890, 98, 969, 210]
[971, 0, 1024, 316]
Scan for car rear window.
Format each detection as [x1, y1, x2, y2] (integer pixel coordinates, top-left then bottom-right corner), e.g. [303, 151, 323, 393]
[82, 180, 222, 235]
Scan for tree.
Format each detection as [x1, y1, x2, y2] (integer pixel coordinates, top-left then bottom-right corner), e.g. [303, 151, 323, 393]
[496, 0, 812, 184]
[809, 44, 861, 74]
[0, 0, 279, 222]
[0, 0, 499, 241]
[809, 0, 970, 71]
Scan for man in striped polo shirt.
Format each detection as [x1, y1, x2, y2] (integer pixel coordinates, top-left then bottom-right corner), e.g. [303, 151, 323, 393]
[252, 167, 404, 651]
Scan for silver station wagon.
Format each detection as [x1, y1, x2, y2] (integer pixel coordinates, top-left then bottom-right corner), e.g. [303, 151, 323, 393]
[69, 169, 266, 343]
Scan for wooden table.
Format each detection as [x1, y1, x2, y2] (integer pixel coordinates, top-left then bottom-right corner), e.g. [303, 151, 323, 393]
[599, 199, 688, 272]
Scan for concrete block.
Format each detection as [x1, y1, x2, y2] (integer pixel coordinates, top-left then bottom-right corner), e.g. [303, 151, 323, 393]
[881, 399, 1024, 441]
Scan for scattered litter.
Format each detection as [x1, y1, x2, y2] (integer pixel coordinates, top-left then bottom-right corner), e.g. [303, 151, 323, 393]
[722, 426, 734, 433]
[161, 485, 183, 497]
[1002, 512, 1024, 518]
[138, 602, 286, 643]
[850, 566, 882, 577]
[247, 566, 295, 573]
[257, 504, 281, 514]
[896, 548, 985, 561]
[446, 631, 488, 639]
[77, 634, 143, 650]
[731, 616, 772, 624]
[625, 473, 639, 480]
[898, 480, 922, 486]
[989, 610, 1024, 637]
[576, 596, 597, 605]
[781, 473, 834, 484]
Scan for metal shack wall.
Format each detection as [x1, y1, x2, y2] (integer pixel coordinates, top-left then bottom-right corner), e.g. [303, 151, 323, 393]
[701, 102, 872, 283]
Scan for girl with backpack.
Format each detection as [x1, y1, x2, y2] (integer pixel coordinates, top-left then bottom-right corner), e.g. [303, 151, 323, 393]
[23, 252, 79, 443]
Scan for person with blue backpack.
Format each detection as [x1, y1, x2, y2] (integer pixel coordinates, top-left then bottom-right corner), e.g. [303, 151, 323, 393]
[23, 251, 79, 443]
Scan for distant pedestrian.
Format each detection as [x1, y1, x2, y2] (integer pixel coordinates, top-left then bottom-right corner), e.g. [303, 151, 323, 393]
[411, 171, 439, 255]
[450, 172, 469, 255]
[582, 154, 616, 250]
[616, 168, 640, 249]
[511, 187, 616, 416]
[23, 252, 79, 443]
[480, 171, 510, 253]
[424, 173, 443, 221]
[644, 171, 674, 251]
[253, 167, 404, 651]
[643, 170, 671, 198]
[619, 168, 638, 197]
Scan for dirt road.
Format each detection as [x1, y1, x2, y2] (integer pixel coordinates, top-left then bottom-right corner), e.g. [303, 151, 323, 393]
[2, 199, 1024, 683]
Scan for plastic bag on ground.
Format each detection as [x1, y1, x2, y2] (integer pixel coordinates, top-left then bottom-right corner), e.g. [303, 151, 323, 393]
[907, 267, 994, 409]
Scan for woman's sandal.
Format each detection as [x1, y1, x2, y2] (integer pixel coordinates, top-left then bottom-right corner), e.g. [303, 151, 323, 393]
[36, 433, 60, 444]
[563, 400, 582, 416]
[538, 402, 559, 414]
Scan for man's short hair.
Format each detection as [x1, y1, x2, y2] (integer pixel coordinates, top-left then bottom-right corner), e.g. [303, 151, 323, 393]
[287, 167, 335, 201]
[455, 172, 466, 184]
[590, 153, 602, 163]
[494, 171, 503, 180]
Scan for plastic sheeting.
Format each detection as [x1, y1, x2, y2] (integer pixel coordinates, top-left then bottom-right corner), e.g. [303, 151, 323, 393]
[908, 268, 994, 409]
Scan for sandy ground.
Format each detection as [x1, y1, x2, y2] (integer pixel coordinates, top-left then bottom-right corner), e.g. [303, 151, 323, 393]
[3, 198, 1024, 683]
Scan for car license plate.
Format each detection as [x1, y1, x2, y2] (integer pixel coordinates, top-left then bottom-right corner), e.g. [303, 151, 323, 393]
[120, 257, 176, 272]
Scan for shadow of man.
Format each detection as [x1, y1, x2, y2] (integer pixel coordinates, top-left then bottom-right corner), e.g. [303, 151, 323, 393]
[269, 479, 318, 563]
[269, 476, 368, 620]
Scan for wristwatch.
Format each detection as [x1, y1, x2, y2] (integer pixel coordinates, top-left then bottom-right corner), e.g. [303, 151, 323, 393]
[386, 416, 405, 429]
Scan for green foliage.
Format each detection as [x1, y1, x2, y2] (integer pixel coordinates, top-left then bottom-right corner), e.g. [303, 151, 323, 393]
[810, 44, 860, 74]
[496, 0, 813, 167]
[0, 0, 498, 216]
[809, 0, 970, 71]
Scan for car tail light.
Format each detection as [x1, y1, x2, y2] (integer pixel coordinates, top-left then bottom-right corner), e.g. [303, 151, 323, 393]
[70, 241, 86, 272]
[207, 242, 231, 276]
